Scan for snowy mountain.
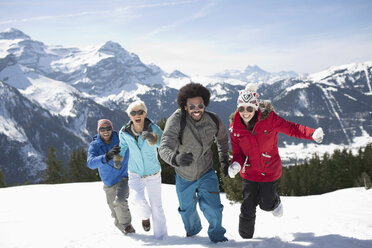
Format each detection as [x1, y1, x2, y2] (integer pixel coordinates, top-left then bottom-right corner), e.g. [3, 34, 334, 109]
[1, 27, 372, 185]
[0, 80, 128, 183]
[0, 28, 166, 97]
[214, 65, 300, 85]
[308, 62, 372, 94]
[0, 183, 371, 248]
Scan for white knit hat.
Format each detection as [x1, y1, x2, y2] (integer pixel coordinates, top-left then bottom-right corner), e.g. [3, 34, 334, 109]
[126, 100, 148, 115]
[237, 83, 259, 110]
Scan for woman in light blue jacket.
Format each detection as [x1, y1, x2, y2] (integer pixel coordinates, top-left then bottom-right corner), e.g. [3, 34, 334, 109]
[119, 100, 167, 240]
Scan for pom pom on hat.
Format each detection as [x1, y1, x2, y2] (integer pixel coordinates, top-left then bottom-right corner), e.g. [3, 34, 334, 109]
[237, 83, 259, 110]
[97, 119, 113, 132]
[245, 83, 258, 92]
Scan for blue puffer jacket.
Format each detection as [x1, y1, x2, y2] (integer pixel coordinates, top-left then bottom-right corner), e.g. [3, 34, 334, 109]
[119, 118, 162, 177]
[87, 131, 129, 186]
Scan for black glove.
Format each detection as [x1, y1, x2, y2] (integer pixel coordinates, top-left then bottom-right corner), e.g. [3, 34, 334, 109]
[175, 152, 193, 167]
[105, 145, 121, 162]
[221, 162, 229, 178]
[141, 131, 158, 145]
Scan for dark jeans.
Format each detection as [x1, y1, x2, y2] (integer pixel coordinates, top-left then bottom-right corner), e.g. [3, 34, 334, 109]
[239, 179, 280, 238]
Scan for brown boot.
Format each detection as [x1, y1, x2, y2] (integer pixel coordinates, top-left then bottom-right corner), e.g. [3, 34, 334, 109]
[124, 224, 135, 235]
[142, 219, 151, 232]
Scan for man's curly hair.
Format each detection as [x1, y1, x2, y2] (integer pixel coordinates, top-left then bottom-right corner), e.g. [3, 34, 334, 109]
[177, 82, 210, 110]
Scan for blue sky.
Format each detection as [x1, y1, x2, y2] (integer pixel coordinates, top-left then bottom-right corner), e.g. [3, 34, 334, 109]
[1, 0, 372, 76]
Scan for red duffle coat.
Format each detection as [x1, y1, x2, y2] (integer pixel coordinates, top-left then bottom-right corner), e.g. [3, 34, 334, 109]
[230, 108, 315, 182]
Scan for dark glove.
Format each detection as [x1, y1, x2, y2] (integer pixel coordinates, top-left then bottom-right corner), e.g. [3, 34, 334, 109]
[141, 131, 158, 145]
[105, 145, 121, 162]
[175, 152, 193, 167]
[221, 162, 229, 178]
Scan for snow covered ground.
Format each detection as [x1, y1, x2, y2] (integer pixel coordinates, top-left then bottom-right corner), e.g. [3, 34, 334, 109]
[0, 182, 371, 248]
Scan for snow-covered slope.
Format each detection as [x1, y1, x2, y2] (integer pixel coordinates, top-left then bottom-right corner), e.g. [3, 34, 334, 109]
[0, 183, 371, 248]
[308, 61, 372, 94]
[213, 65, 301, 85]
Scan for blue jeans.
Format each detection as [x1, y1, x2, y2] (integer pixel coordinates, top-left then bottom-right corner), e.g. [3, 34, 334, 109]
[175, 168, 227, 242]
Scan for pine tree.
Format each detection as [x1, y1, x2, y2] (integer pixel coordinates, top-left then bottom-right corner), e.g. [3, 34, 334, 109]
[355, 172, 372, 189]
[298, 160, 310, 195]
[290, 165, 302, 195]
[0, 169, 6, 188]
[330, 149, 349, 190]
[220, 150, 243, 202]
[211, 142, 225, 192]
[222, 174, 243, 202]
[318, 152, 331, 193]
[68, 147, 100, 182]
[307, 153, 322, 195]
[159, 155, 176, 185]
[278, 166, 290, 196]
[355, 143, 372, 189]
[156, 118, 167, 131]
[156, 118, 175, 184]
[361, 144, 372, 180]
[43, 146, 67, 184]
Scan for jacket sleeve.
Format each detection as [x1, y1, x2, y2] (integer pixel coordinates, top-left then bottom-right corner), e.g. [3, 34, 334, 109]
[151, 123, 163, 148]
[118, 128, 130, 157]
[214, 115, 230, 165]
[230, 132, 246, 167]
[159, 112, 180, 167]
[87, 143, 106, 170]
[272, 112, 315, 140]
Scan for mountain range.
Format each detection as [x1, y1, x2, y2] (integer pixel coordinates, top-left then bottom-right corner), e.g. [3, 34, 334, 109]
[1, 27, 372, 185]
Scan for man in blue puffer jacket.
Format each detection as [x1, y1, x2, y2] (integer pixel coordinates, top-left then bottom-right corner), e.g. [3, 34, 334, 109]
[87, 119, 135, 234]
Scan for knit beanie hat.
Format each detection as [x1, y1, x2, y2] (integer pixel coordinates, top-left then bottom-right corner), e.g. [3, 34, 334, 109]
[126, 100, 148, 115]
[97, 119, 113, 132]
[237, 83, 260, 110]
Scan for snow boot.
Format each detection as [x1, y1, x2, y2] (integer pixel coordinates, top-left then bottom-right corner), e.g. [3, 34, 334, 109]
[239, 215, 255, 239]
[124, 224, 136, 235]
[142, 219, 151, 232]
[272, 202, 283, 217]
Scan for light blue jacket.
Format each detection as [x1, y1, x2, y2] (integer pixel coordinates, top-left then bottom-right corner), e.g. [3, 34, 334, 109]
[87, 131, 129, 187]
[119, 118, 162, 177]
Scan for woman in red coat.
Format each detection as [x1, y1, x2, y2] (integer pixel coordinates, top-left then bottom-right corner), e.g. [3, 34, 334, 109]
[228, 83, 324, 239]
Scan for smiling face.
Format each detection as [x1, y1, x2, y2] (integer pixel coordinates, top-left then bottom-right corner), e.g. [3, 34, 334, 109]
[238, 106, 256, 125]
[185, 96, 205, 121]
[129, 108, 147, 132]
[99, 124, 113, 144]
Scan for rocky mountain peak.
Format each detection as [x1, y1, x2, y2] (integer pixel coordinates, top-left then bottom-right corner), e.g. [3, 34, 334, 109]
[98, 41, 129, 55]
[169, 70, 189, 78]
[0, 28, 31, 40]
[243, 65, 268, 75]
